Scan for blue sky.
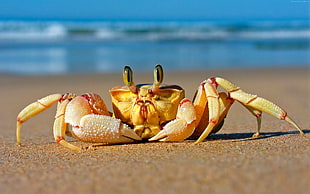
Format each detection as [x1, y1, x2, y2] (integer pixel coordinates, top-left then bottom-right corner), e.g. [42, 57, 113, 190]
[0, 0, 309, 20]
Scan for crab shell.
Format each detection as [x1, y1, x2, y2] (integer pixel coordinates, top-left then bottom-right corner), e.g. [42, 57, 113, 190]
[110, 84, 185, 139]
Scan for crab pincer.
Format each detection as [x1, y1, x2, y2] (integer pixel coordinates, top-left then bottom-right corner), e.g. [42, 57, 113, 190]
[149, 98, 196, 142]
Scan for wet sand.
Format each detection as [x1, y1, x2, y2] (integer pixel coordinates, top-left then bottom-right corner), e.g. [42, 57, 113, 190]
[1, 67, 309, 194]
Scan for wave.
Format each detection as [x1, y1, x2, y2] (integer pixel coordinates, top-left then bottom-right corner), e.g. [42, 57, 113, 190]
[0, 22, 66, 39]
[0, 19, 309, 42]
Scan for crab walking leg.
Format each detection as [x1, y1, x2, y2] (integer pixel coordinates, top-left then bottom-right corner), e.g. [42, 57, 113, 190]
[241, 105, 263, 137]
[53, 98, 81, 151]
[192, 81, 209, 130]
[212, 77, 304, 135]
[16, 94, 63, 145]
[149, 98, 196, 142]
[192, 85, 235, 137]
[210, 92, 235, 134]
[195, 82, 234, 144]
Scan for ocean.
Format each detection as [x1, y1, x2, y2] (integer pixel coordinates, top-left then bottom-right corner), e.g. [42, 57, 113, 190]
[0, 18, 309, 74]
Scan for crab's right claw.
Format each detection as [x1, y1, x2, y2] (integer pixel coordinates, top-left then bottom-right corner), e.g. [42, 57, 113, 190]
[53, 95, 142, 151]
[149, 98, 196, 142]
[72, 114, 142, 144]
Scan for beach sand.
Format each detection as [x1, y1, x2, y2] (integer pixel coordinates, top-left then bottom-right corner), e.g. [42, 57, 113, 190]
[1, 67, 309, 194]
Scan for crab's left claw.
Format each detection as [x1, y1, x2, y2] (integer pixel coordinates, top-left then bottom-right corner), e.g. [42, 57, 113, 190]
[149, 98, 196, 142]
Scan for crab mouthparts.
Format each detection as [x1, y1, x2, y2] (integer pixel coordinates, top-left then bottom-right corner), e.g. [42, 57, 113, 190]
[134, 127, 157, 139]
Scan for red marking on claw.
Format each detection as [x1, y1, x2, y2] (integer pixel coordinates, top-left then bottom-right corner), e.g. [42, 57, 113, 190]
[209, 119, 217, 124]
[17, 118, 24, 123]
[55, 136, 65, 143]
[81, 93, 92, 101]
[60, 93, 73, 102]
[256, 113, 262, 117]
[180, 98, 191, 106]
[208, 77, 218, 88]
[226, 94, 235, 103]
[59, 97, 66, 103]
[280, 113, 287, 120]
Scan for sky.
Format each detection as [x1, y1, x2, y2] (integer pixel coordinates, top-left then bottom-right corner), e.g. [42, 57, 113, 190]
[0, 0, 309, 20]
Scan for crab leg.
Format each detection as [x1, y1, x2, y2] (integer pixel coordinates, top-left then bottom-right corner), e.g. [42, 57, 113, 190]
[53, 97, 81, 151]
[192, 90, 235, 137]
[149, 98, 196, 142]
[16, 94, 64, 145]
[211, 77, 304, 135]
[241, 105, 262, 137]
[194, 81, 237, 144]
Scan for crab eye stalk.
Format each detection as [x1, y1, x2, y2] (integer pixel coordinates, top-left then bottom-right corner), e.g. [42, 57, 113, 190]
[123, 66, 133, 86]
[152, 64, 164, 93]
[123, 66, 138, 93]
[154, 64, 163, 85]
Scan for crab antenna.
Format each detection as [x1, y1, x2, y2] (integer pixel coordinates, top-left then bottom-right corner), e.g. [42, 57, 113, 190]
[123, 66, 138, 93]
[152, 64, 164, 93]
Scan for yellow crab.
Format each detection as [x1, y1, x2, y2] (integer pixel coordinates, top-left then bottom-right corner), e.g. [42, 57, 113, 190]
[16, 65, 304, 150]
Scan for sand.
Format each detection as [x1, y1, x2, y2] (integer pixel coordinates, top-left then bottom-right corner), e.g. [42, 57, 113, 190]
[1, 67, 309, 194]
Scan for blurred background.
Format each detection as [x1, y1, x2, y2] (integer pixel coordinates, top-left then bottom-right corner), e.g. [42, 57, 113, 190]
[0, 0, 309, 74]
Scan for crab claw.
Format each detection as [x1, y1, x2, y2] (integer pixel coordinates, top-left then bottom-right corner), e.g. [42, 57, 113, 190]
[51, 94, 142, 151]
[149, 98, 196, 142]
[72, 114, 142, 144]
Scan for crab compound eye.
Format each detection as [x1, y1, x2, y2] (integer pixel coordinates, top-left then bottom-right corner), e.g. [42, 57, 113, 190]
[123, 66, 133, 86]
[154, 64, 163, 85]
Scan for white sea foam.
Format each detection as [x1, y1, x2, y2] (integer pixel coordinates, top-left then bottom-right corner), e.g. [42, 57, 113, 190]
[0, 22, 66, 40]
[96, 28, 121, 39]
[44, 24, 67, 38]
[0, 19, 309, 41]
[0, 19, 308, 75]
[238, 30, 310, 39]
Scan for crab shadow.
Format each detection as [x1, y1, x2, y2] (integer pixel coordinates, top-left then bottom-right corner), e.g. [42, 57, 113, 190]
[188, 129, 310, 143]
[65, 129, 309, 150]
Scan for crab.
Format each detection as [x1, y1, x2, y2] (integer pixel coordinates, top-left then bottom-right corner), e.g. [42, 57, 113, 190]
[16, 65, 304, 150]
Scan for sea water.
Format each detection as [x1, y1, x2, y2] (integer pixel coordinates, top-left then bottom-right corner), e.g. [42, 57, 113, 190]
[0, 18, 309, 74]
